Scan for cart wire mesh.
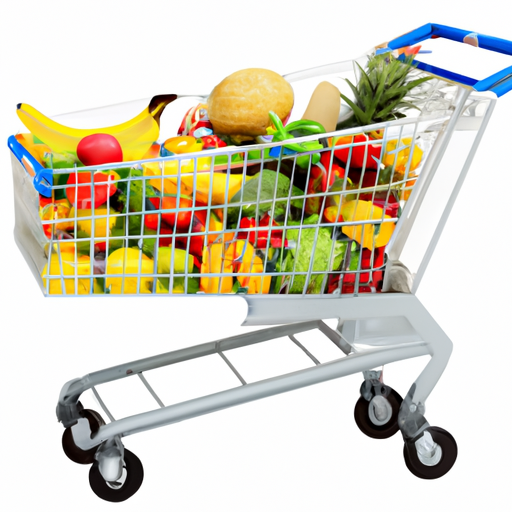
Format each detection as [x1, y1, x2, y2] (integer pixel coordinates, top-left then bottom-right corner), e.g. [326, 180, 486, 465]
[11, 67, 489, 298]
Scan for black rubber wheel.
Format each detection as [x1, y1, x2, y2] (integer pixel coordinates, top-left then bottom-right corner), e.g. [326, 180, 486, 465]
[404, 426, 457, 479]
[89, 449, 144, 502]
[62, 409, 105, 465]
[354, 388, 403, 439]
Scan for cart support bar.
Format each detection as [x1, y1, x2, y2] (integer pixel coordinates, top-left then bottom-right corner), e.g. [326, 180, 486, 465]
[84, 341, 429, 449]
[58, 320, 324, 410]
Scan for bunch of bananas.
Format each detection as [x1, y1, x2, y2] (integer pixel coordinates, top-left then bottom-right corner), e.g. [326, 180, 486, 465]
[17, 94, 178, 164]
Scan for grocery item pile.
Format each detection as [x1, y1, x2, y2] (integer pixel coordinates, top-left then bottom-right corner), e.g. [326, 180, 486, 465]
[14, 50, 441, 296]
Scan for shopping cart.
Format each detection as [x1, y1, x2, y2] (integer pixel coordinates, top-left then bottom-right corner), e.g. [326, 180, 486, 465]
[8, 23, 512, 502]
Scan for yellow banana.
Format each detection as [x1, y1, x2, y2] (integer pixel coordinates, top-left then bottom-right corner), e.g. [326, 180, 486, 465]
[16, 94, 177, 162]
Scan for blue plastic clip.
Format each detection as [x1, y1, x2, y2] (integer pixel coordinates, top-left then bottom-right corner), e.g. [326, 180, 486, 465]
[7, 135, 53, 197]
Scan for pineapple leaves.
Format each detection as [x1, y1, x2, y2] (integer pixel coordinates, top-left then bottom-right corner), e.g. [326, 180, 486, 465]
[339, 52, 433, 127]
[339, 91, 370, 125]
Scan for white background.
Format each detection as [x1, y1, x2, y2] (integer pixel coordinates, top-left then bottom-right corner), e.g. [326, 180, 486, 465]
[1, 2, 511, 510]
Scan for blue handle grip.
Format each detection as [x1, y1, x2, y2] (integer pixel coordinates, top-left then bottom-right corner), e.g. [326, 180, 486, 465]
[8, 135, 53, 197]
[383, 23, 512, 97]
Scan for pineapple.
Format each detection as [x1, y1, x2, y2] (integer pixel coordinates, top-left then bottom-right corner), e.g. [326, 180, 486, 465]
[339, 52, 433, 128]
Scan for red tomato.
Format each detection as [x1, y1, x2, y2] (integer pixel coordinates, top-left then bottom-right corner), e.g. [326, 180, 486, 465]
[175, 215, 205, 259]
[144, 197, 162, 230]
[161, 195, 193, 231]
[77, 133, 123, 166]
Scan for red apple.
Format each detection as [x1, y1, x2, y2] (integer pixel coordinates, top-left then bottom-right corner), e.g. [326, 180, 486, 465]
[77, 133, 123, 166]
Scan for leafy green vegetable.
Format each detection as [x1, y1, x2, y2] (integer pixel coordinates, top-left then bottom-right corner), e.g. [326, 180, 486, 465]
[276, 219, 348, 294]
[113, 167, 158, 238]
[227, 169, 304, 226]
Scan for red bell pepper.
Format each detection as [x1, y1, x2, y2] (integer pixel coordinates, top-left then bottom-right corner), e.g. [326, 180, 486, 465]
[66, 171, 118, 209]
[305, 152, 346, 216]
[144, 195, 195, 232]
[359, 191, 400, 218]
[201, 134, 227, 150]
[327, 246, 385, 294]
[175, 215, 206, 260]
[331, 134, 381, 170]
[237, 214, 288, 249]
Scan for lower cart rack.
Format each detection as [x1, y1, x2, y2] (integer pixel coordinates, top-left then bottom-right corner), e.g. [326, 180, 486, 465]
[57, 293, 456, 501]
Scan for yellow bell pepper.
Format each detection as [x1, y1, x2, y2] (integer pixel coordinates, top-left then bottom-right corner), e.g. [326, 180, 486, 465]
[69, 207, 118, 238]
[207, 211, 236, 245]
[200, 240, 271, 294]
[162, 136, 204, 154]
[341, 200, 395, 250]
[200, 242, 234, 294]
[142, 156, 213, 195]
[381, 137, 423, 175]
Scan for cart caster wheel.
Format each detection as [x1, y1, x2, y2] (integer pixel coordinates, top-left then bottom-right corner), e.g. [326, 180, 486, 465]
[354, 388, 402, 439]
[404, 426, 457, 479]
[89, 449, 144, 502]
[62, 409, 105, 465]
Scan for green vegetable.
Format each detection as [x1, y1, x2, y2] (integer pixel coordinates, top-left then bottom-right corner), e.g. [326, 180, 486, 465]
[113, 167, 158, 238]
[227, 169, 304, 226]
[276, 217, 349, 294]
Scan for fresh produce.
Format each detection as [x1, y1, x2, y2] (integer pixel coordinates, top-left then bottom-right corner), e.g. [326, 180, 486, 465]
[301, 81, 341, 133]
[339, 53, 432, 128]
[24, 54, 433, 297]
[207, 68, 294, 143]
[145, 195, 194, 231]
[305, 152, 346, 216]
[77, 133, 123, 166]
[68, 207, 118, 239]
[200, 240, 270, 294]
[105, 247, 154, 294]
[39, 198, 72, 237]
[15, 133, 51, 166]
[17, 95, 177, 162]
[174, 171, 249, 206]
[237, 215, 288, 249]
[41, 251, 92, 295]
[155, 247, 198, 294]
[201, 134, 227, 150]
[340, 200, 395, 250]
[227, 169, 304, 224]
[329, 134, 382, 170]
[327, 245, 384, 294]
[66, 170, 119, 209]
[277, 218, 347, 294]
[142, 156, 213, 195]
[381, 137, 423, 174]
[161, 136, 203, 156]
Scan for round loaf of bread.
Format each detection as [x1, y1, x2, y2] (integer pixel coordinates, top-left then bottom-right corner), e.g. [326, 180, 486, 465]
[207, 68, 294, 143]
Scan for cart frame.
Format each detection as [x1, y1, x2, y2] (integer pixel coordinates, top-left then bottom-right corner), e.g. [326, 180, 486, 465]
[8, 22, 512, 502]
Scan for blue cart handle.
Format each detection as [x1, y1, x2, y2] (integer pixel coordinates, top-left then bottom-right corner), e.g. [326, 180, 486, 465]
[8, 135, 53, 197]
[380, 23, 512, 97]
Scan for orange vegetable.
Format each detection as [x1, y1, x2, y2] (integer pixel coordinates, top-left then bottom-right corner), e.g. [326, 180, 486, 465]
[200, 240, 270, 294]
[341, 200, 395, 250]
